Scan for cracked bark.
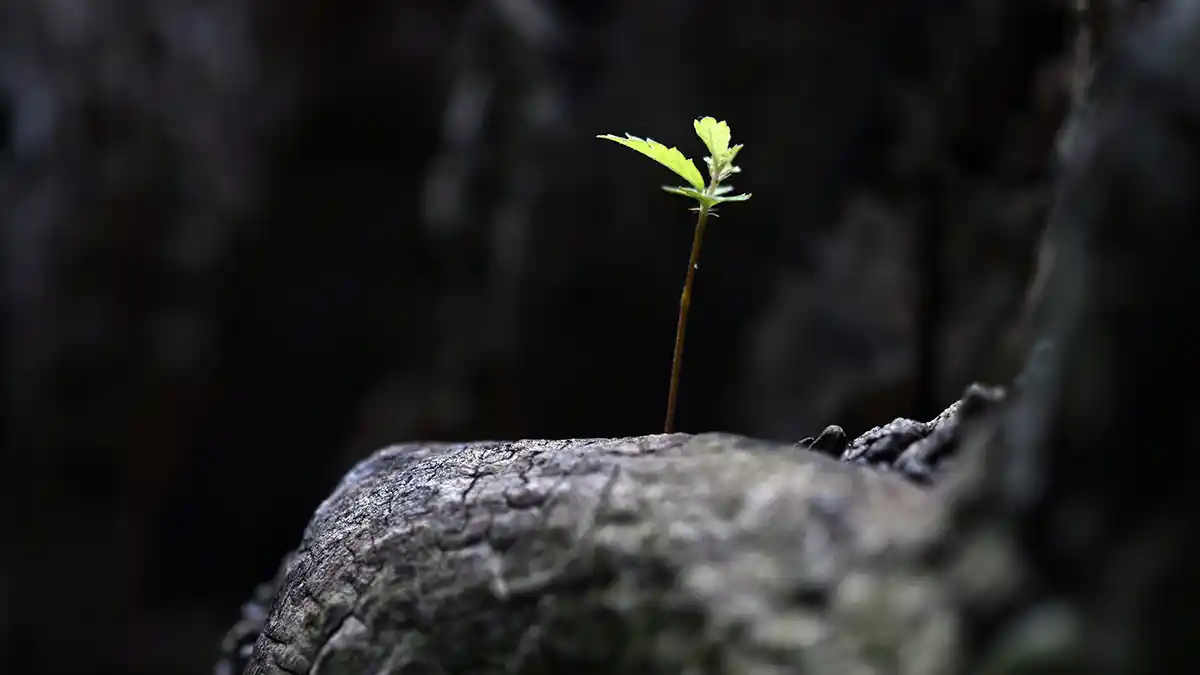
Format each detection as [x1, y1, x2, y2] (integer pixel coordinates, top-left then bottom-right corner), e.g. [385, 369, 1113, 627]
[227, 435, 947, 674]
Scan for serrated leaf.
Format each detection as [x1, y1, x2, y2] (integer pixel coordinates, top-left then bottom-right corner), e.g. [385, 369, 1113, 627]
[597, 133, 705, 191]
[662, 185, 709, 201]
[693, 117, 731, 165]
[662, 185, 721, 209]
[663, 185, 750, 209]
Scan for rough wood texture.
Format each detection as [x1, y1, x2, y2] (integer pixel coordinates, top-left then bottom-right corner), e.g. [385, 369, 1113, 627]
[232, 434, 951, 674]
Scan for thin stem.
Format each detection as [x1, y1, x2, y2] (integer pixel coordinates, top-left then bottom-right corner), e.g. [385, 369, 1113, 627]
[664, 203, 710, 433]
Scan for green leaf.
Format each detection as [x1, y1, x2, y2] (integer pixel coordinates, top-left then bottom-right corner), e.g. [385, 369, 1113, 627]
[707, 184, 751, 203]
[693, 117, 731, 165]
[597, 133, 705, 191]
[662, 185, 720, 209]
[662, 185, 710, 203]
[661, 185, 751, 208]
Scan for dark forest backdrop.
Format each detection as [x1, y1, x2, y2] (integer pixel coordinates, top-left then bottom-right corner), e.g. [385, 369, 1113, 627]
[1, 1, 1077, 674]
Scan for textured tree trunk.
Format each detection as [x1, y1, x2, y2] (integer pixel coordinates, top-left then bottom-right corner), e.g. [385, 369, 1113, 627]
[946, 2, 1200, 672]
[226, 433, 952, 674]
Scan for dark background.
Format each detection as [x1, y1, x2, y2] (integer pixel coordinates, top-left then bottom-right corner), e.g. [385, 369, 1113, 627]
[0, 1, 1072, 674]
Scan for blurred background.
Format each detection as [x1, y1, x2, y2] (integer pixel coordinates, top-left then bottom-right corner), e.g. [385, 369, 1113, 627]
[0, 1, 1075, 673]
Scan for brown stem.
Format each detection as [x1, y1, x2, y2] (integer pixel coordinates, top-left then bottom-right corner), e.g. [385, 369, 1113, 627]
[664, 205, 710, 433]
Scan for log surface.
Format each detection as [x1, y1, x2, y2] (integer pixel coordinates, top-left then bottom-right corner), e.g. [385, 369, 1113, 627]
[237, 433, 949, 674]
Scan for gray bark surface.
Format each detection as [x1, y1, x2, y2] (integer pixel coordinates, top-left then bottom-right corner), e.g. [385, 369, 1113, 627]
[239, 434, 947, 674]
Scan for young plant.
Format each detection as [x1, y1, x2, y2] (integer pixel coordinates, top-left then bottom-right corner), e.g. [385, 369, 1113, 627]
[598, 117, 751, 433]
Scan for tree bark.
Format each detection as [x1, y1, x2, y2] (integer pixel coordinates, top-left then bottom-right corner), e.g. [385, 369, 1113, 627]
[228, 433, 951, 674]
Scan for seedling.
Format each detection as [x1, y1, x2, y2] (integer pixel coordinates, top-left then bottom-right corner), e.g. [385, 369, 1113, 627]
[598, 117, 751, 433]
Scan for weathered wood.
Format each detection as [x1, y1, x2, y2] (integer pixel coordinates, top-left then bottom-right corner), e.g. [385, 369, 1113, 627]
[231, 434, 950, 674]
